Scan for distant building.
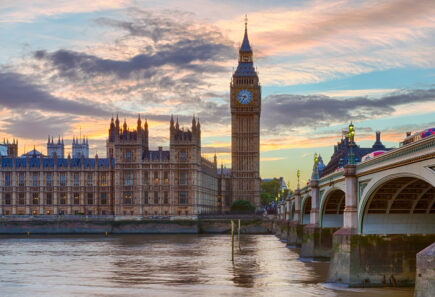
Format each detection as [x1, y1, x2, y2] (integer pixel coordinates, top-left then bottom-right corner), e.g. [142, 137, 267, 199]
[321, 131, 392, 177]
[0, 145, 7, 157]
[0, 115, 218, 217]
[0, 24, 261, 217]
[262, 177, 288, 191]
[21, 147, 44, 158]
[0, 139, 18, 157]
[218, 166, 232, 211]
[47, 136, 64, 158]
[72, 136, 89, 158]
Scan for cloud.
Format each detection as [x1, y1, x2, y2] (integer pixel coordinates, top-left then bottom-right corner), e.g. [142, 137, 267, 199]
[33, 38, 232, 80]
[27, 10, 236, 114]
[0, 111, 76, 139]
[33, 11, 235, 81]
[0, 71, 112, 116]
[95, 9, 197, 42]
[257, 0, 435, 52]
[261, 89, 435, 130]
[260, 157, 287, 162]
[217, 0, 435, 87]
[0, 0, 129, 23]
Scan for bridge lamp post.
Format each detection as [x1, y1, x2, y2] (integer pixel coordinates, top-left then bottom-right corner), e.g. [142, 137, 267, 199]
[313, 153, 319, 180]
[297, 169, 300, 189]
[348, 122, 355, 165]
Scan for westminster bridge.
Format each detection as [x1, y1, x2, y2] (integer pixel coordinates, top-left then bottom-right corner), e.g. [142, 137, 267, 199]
[274, 133, 435, 291]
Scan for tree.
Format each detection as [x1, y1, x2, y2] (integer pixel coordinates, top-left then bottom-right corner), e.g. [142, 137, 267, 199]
[261, 192, 274, 205]
[261, 179, 281, 205]
[231, 200, 255, 213]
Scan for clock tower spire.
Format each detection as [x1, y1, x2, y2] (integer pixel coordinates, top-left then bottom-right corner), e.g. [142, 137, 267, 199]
[230, 17, 261, 208]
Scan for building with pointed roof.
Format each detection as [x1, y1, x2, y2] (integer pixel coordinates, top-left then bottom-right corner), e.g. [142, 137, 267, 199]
[47, 135, 64, 158]
[0, 23, 264, 217]
[321, 131, 392, 177]
[72, 136, 89, 159]
[229, 16, 262, 209]
[0, 114, 219, 216]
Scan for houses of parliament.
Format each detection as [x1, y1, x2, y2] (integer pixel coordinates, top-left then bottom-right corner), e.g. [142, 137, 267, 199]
[0, 23, 261, 217]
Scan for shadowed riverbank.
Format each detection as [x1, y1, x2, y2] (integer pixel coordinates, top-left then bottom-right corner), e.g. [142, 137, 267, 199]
[0, 215, 273, 234]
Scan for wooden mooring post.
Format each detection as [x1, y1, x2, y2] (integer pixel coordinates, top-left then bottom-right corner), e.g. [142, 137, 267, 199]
[231, 220, 234, 262]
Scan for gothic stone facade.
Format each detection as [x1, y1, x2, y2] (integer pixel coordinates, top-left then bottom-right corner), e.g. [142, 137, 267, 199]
[230, 23, 261, 208]
[0, 25, 262, 216]
[0, 116, 218, 216]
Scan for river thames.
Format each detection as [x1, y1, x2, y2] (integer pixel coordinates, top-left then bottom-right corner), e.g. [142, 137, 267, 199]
[0, 234, 413, 297]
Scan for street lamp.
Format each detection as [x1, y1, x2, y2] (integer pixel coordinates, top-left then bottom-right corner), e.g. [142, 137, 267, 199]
[348, 122, 355, 165]
[313, 153, 319, 180]
[297, 169, 300, 189]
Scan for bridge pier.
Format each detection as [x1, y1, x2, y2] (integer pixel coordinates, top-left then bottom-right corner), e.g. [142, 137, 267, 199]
[287, 222, 304, 247]
[327, 231, 435, 287]
[274, 206, 283, 237]
[343, 165, 358, 231]
[301, 179, 320, 257]
[301, 226, 339, 259]
[279, 221, 290, 242]
[276, 198, 292, 242]
[301, 179, 337, 259]
[286, 190, 304, 247]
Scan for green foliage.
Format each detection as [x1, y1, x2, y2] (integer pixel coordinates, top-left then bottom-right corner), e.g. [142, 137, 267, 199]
[261, 180, 281, 205]
[230, 200, 255, 213]
[260, 179, 293, 205]
[261, 192, 274, 205]
[261, 180, 281, 196]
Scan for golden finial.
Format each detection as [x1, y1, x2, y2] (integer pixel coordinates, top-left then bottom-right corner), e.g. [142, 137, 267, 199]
[244, 14, 248, 29]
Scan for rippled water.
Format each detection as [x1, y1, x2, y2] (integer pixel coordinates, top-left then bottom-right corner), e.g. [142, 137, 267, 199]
[0, 234, 413, 297]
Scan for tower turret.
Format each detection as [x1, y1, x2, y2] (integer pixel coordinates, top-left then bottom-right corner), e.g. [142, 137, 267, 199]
[47, 134, 64, 158]
[115, 114, 120, 135]
[137, 114, 142, 131]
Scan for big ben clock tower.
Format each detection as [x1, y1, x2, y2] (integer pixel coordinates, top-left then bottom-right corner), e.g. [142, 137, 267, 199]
[230, 18, 261, 208]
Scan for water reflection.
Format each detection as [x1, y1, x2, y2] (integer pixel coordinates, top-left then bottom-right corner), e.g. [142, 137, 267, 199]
[109, 235, 203, 286]
[0, 234, 413, 297]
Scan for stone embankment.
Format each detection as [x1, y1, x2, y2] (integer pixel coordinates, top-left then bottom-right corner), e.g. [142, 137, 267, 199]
[0, 215, 273, 234]
[272, 218, 435, 293]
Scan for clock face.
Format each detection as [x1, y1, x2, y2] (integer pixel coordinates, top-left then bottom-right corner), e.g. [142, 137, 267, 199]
[237, 89, 252, 104]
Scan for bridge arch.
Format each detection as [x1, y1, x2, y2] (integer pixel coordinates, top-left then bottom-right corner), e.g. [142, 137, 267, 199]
[359, 173, 435, 234]
[301, 195, 311, 224]
[289, 200, 295, 222]
[320, 188, 345, 228]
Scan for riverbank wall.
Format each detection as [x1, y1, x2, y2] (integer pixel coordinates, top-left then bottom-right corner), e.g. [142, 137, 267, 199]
[0, 215, 273, 234]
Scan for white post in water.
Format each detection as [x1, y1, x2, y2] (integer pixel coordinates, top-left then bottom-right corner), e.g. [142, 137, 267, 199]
[238, 219, 241, 251]
[231, 220, 235, 262]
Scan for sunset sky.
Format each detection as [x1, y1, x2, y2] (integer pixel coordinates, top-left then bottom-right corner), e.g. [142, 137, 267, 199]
[0, 0, 434, 188]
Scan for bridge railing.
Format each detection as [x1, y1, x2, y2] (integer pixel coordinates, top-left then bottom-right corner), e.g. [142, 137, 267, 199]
[356, 134, 435, 171]
[316, 134, 435, 184]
